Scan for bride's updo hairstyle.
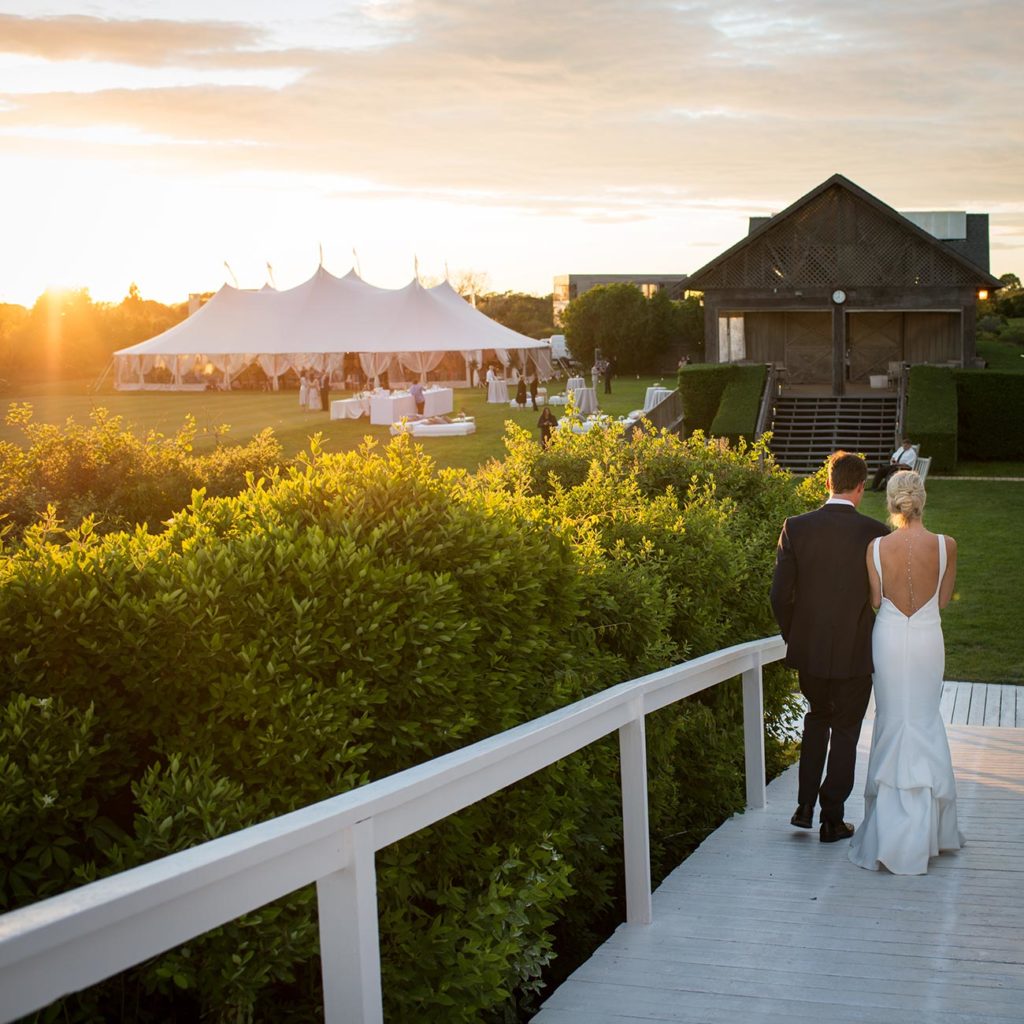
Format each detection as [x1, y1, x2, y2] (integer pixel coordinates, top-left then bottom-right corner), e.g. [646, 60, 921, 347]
[886, 469, 926, 528]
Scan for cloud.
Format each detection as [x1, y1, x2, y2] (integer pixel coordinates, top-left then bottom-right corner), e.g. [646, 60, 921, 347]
[0, 14, 264, 65]
[0, 0, 1022, 270]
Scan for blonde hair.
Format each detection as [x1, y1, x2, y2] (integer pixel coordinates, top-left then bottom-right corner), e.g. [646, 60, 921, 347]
[886, 469, 926, 528]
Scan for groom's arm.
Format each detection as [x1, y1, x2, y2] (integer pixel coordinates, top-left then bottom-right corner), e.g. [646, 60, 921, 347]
[769, 521, 797, 641]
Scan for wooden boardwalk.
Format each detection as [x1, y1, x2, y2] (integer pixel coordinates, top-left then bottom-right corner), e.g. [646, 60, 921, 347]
[534, 686, 1024, 1023]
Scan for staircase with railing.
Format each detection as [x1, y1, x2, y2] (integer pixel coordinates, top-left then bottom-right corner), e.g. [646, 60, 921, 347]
[767, 392, 899, 475]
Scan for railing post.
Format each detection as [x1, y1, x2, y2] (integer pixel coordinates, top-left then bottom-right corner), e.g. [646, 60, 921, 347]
[742, 657, 767, 809]
[618, 699, 652, 925]
[316, 818, 383, 1024]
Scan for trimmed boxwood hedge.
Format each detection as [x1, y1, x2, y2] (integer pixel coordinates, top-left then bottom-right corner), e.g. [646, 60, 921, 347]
[677, 364, 737, 436]
[955, 370, 1024, 460]
[710, 365, 768, 444]
[906, 366, 957, 472]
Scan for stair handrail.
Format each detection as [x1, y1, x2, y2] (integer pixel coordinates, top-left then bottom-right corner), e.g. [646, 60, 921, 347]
[895, 362, 908, 447]
[754, 363, 777, 439]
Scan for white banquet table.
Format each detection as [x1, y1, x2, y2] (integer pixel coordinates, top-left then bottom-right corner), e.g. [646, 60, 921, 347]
[643, 386, 674, 412]
[422, 386, 454, 416]
[487, 380, 509, 404]
[573, 387, 598, 415]
[566, 376, 585, 394]
[331, 396, 370, 420]
[370, 391, 417, 425]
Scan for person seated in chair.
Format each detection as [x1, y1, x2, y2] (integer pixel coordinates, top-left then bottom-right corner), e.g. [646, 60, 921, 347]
[871, 439, 917, 491]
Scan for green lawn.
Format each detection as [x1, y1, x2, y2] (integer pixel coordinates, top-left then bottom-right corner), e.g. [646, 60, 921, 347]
[0, 375, 671, 473]
[976, 329, 1024, 372]
[859, 482, 1024, 683]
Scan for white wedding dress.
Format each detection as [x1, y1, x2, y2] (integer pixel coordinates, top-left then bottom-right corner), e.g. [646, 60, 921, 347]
[849, 534, 965, 874]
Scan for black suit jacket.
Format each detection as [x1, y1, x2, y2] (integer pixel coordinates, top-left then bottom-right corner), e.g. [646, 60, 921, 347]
[770, 503, 888, 679]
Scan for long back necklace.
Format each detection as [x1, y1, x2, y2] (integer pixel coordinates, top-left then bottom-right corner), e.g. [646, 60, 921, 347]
[906, 530, 916, 614]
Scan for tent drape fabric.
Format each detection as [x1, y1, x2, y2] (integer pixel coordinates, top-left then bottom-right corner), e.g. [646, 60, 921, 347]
[397, 351, 446, 376]
[114, 267, 551, 388]
[358, 352, 394, 382]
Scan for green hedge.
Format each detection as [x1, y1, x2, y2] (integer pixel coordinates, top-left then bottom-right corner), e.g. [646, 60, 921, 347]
[1, 431, 810, 1022]
[955, 370, 1024, 460]
[710, 365, 767, 444]
[906, 367, 958, 472]
[677, 364, 738, 436]
[0, 404, 283, 538]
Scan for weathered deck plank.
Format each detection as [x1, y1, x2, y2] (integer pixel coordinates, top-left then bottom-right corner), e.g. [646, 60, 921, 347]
[534, 719, 1024, 1023]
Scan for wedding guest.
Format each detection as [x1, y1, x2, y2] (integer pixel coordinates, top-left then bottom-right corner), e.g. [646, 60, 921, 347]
[410, 380, 425, 415]
[319, 372, 330, 412]
[538, 406, 557, 447]
[871, 439, 917, 491]
[529, 375, 539, 410]
[516, 378, 527, 408]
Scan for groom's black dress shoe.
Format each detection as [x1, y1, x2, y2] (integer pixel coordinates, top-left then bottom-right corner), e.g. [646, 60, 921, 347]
[820, 820, 855, 843]
[790, 804, 814, 829]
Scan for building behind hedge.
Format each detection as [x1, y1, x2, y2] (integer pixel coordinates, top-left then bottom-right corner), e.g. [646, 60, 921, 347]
[687, 174, 1002, 395]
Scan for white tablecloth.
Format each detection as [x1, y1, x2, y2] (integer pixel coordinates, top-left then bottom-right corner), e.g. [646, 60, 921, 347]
[574, 387, 598, 415]
[566, 376, 585, 393]
[422, 387, 454, 416]
[331, 397, 370, 420]
[487, 380, 509, 403]
[370, 392, 417, 425]
[559, 415, 612, 434]
[643, 387, 674, 412]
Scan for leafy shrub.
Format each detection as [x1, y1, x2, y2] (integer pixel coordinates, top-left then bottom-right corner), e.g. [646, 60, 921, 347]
[709, 364, 767, 444]
[0, 430, 809, 1022]
[955, 370, 1024, 460]
[976, 314, 1005, 335]
[0, 404, 283, 538]
[906, 366, 957, 472]
[676, 364, 737, 436]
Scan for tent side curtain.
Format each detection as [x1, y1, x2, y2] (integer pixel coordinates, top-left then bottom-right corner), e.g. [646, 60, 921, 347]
[397, 351, 446, 376]
[359, 352, 394, 382]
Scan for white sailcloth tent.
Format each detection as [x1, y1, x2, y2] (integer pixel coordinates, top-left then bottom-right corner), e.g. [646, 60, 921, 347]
[114, 267, 553, 390]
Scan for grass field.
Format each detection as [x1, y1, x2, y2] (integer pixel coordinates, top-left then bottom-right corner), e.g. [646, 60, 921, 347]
[0, 375, 672, 473]
[859, 482, 1023, 684]
[976, 328, 1024, 372]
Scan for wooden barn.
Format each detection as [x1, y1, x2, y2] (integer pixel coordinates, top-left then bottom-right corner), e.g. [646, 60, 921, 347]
[687, 174, 1002, 395]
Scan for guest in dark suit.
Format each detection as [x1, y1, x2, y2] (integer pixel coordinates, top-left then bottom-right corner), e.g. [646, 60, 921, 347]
[319, 372, 330, 412]
[770, 451, 888, 844]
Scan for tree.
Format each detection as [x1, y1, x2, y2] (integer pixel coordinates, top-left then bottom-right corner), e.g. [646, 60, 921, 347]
[475, 291, 554, 338]
[561, 283, 692, 374]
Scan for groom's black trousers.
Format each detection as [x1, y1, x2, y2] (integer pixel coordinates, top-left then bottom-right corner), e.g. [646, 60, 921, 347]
[797, 671, 873, 823]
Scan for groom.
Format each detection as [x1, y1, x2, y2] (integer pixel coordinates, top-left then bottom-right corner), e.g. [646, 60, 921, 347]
[770, 451, 888, 842]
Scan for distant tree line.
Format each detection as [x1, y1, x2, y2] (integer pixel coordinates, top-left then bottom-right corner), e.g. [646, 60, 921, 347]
[0, 284, 193, 385]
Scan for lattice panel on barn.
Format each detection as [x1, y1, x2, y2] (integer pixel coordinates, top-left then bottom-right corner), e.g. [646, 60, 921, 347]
[700, 185, 978, 290]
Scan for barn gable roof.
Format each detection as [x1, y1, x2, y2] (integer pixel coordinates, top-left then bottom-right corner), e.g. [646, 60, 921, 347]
[687, 174, 1002, 292]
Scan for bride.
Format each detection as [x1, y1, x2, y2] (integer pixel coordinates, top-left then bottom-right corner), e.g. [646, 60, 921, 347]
[849, 470, 965, 874]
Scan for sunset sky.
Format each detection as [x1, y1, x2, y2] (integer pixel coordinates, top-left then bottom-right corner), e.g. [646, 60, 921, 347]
[1, 0, 1022, 306]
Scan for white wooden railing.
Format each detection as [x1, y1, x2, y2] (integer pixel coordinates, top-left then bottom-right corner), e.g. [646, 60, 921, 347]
[0, 635, 787, 1023]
